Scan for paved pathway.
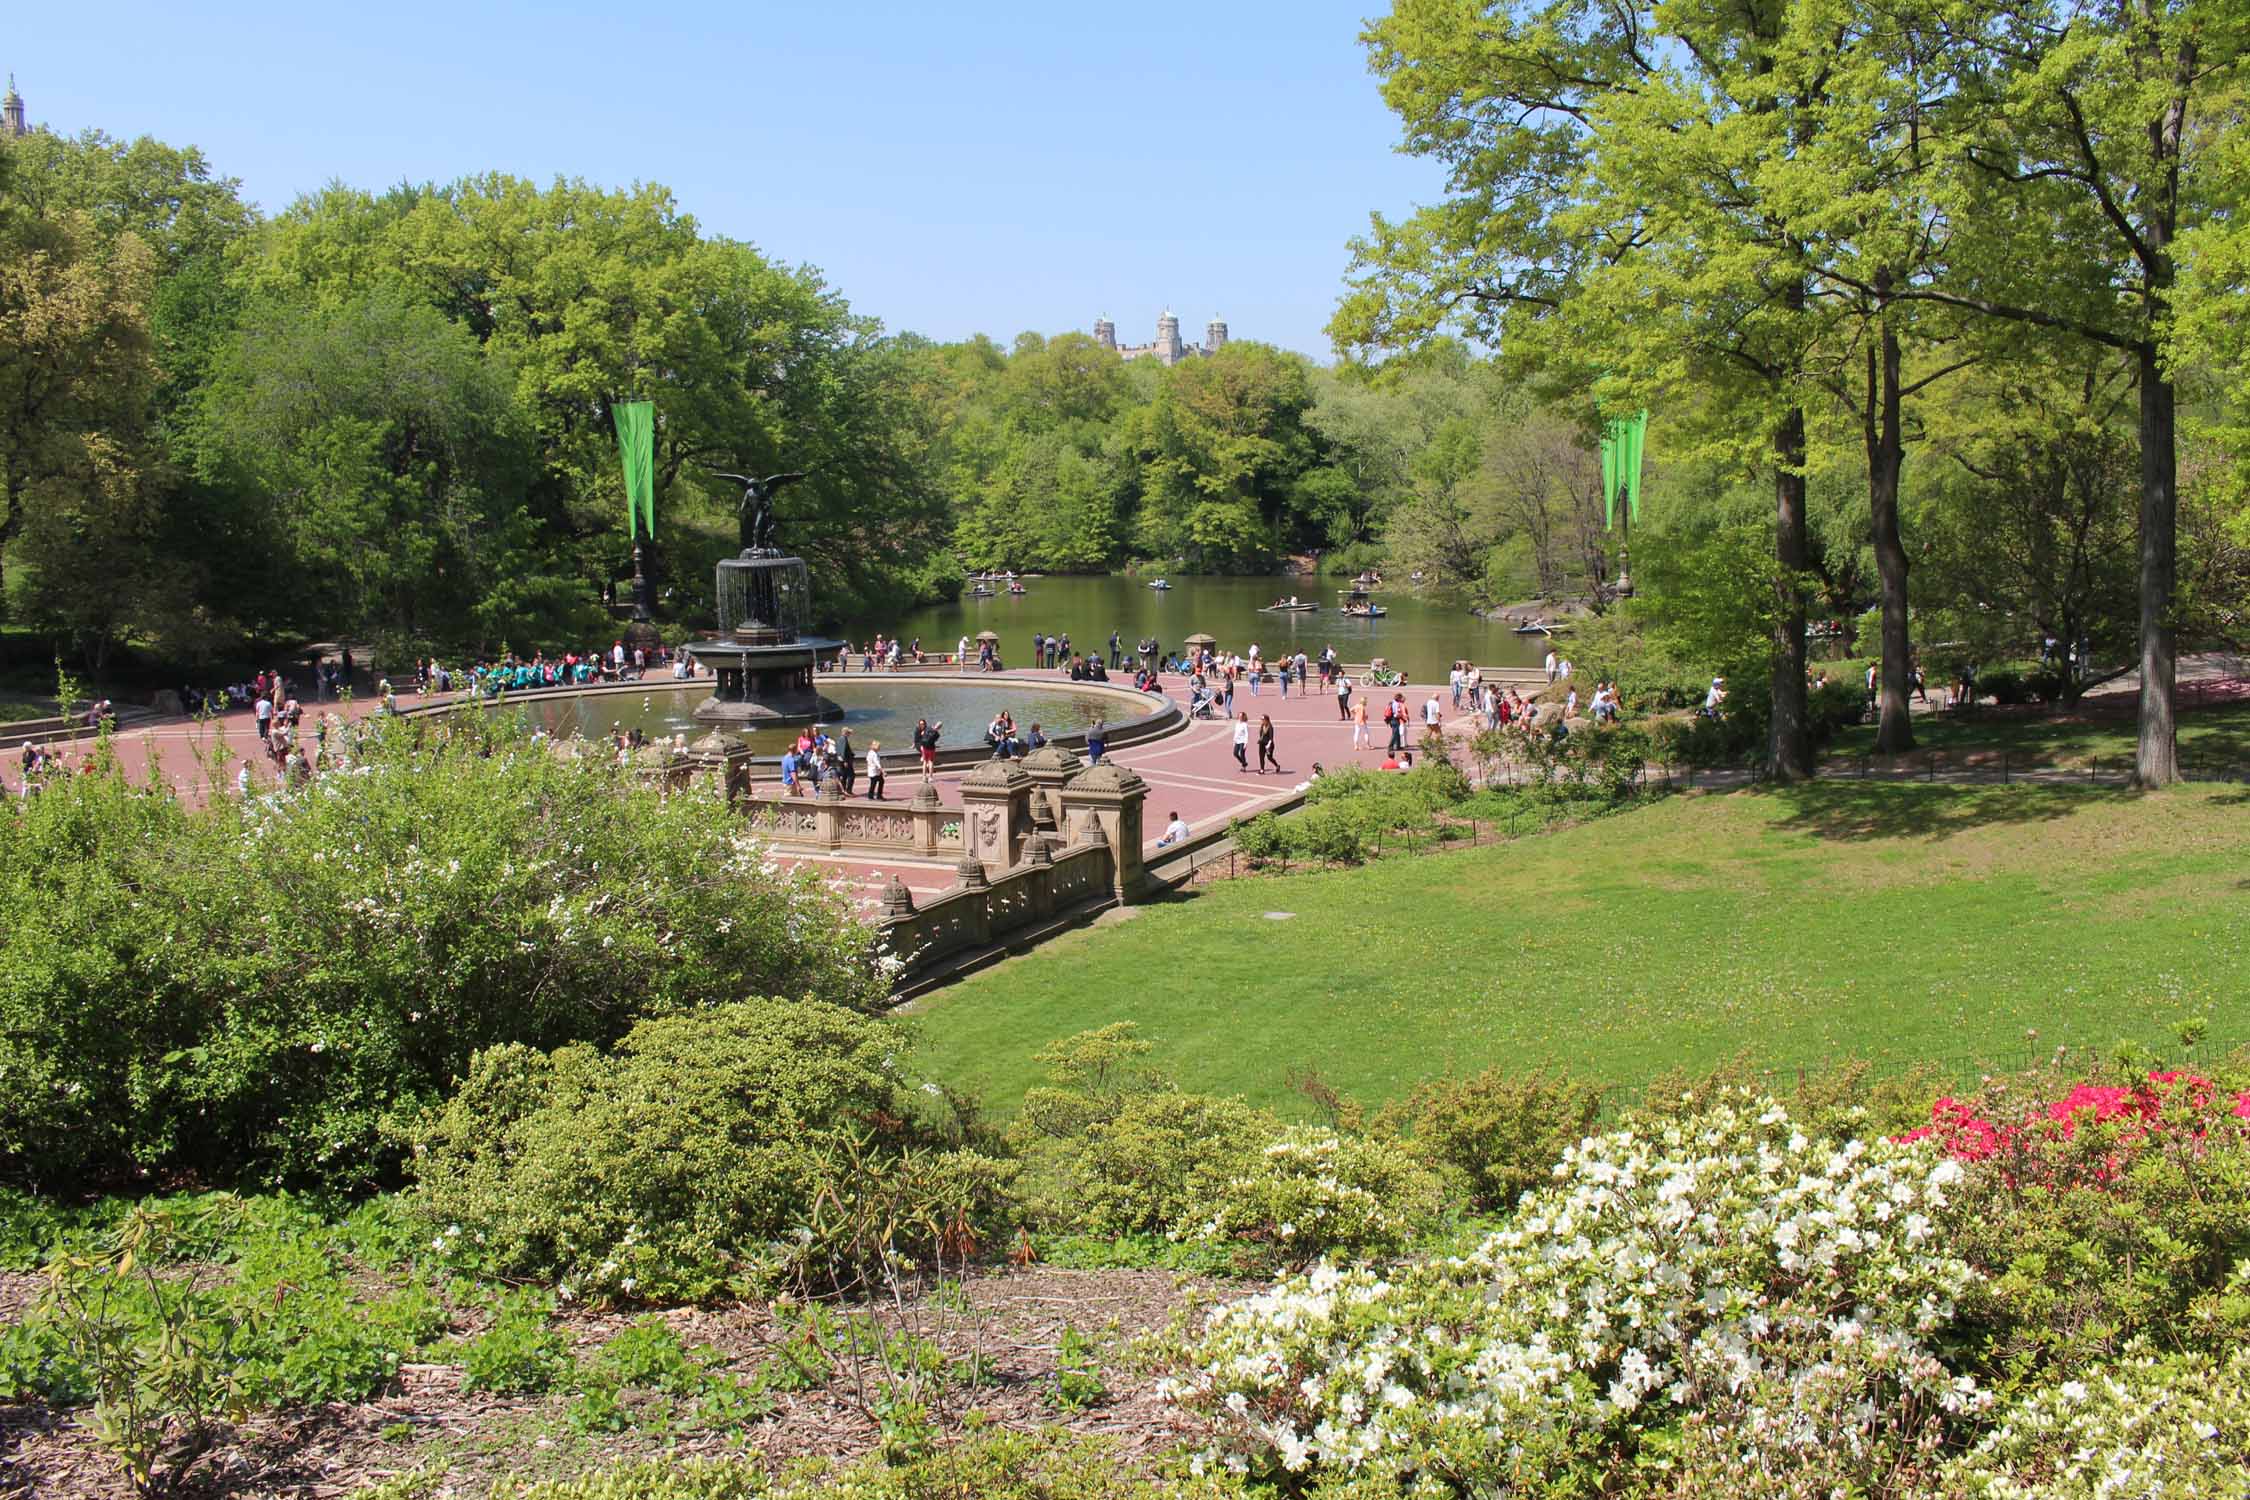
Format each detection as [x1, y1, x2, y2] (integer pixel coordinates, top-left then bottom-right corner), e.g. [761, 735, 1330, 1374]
[32, 667, 1486, 913]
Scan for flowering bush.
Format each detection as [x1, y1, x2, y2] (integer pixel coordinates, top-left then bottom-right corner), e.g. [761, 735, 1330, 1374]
[1171, 1127, 1443, 1274]
[1897, 1070, 2250, 1175]
[1159, 1097, 1987, 1494]
[1946, 1344, 2250, 1498]
[1922, 1072, 2250, 1376]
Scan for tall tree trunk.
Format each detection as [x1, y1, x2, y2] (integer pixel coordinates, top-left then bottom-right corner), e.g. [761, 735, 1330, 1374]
[2134, 340, 2178, 786]
[1771, 404, 1812, 780]
[1867, 319, 1914, 754]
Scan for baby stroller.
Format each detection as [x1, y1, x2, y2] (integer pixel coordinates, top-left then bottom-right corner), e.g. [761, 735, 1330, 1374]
[1189, 686, 1219, 720]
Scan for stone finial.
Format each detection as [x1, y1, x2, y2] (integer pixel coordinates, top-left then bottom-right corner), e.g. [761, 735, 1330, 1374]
[954, 854, 990, 890]
[816, 776, 844, 801]
[879, 875, 917, 917]
[962, 757, 1032, 789]
[910, 779, 944, 809]
[688, 729, 743, 760]
[1065, 761, 1148, 796]
[1020, 743, 1085, 777]
[1026, 834, 1054, 867]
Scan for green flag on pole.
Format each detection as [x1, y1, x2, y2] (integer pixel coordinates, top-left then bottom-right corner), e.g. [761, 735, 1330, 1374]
[612, 400, 655, 541]
[1599, 410, 1649, 531]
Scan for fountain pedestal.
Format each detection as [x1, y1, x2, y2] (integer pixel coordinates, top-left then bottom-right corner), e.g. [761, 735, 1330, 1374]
[684, 551, 842, 728]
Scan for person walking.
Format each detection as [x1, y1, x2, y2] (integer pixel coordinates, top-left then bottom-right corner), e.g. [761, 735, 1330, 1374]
[1423, 693, 1443, 731]
[865, 741, 886, 800]
[1387, 693, 1407, 754]
[1108, 629, 1122, 670]
[1278, 661, 1290, 699]
[1256, 713, 1278, 773]
[838, 728, 857, 794]
[1232, 711, 1251, 772]
[1336, 672, 1352, 720]
[1545, 648, 1559, 683]
[1351, 696, 1371, 750]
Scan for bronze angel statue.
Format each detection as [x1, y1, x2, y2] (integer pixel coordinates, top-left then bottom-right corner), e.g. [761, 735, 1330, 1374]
[713, 471, 808, 552]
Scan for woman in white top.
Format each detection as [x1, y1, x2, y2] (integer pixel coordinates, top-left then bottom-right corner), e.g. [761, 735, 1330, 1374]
[1232, 712, 1251, 772]
[864, 742, 886, 800]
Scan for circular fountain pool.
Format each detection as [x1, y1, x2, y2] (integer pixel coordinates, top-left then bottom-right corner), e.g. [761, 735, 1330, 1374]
[502, 676, 1158, 756]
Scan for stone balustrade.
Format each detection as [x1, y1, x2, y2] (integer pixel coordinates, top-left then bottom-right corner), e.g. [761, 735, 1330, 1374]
[875, 827, 1119, 983]
[735, 780, 965, 856]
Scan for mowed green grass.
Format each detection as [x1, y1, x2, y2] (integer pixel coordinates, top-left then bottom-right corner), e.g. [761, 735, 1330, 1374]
[907, 782, 2250, 1116]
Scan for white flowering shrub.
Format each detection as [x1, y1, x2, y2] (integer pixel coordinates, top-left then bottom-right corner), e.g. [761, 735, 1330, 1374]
[1172, 1127, 1444, 1274]
[1159, 1097, 1987, 1495]
[1945, 1344, 2250, 1499]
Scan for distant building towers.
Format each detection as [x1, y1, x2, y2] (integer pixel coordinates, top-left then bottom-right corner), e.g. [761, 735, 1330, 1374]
[1098, 308, 1229, 366]
[1155, 310, 1183, 364]
[2, 76, 25, 140]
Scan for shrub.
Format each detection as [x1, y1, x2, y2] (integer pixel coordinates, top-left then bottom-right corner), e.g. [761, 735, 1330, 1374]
[1172, 1126, 1445, 1274]
[1067, 1092, 1276, 1237]
[0, 717, 891, 1194]
[409, 999, 999, 1303]
[31, 1200, 268, 1496]
[1651, 711, 1734, 770]
[1375, 1068, 1604, 1214]
[1903, 1071, 2250, 1376]
[1945, 1345, 2250, 1498]
[1807, 676, 1868, 740]
[1160, 1097, 1987, 1493]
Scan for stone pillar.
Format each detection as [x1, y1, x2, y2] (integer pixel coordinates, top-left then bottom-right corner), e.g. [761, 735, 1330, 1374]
[1024, 834, 1055, 919]
[683, 729, 755, 805]
[958, 757, 1034, 871]
[1058, 762, 1150, 900]
[814, 776, 846, 847]
[1018, 744, 1084, 839]
[909, 778, 946, 854]
[954, 853, 994, 948]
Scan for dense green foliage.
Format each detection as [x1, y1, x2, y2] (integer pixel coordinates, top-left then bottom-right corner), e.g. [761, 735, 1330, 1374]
[410, 999, 1007, 1302]
[0, 716, 887, 1192]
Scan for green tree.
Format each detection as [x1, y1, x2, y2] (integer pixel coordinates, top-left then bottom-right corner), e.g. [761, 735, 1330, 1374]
[1342, 0, 1839, 777]
[188, 290, 548, 650]
[1884, 0, 2249, 785]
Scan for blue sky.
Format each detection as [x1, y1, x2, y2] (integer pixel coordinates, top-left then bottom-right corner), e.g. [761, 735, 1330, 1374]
[7, 1, 1449, 357]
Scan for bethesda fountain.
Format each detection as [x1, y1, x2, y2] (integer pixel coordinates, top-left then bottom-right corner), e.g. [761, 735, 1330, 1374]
[685, 472, 844, 727]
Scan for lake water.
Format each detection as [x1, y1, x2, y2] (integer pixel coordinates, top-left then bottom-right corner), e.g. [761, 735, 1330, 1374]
[851, 574, 1546, 682]
[516, 679, 1128, 754]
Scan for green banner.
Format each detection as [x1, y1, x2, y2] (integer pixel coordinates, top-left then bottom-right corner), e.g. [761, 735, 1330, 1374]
[612, 400, 655, 540]
[1599, 410, 1648, 531]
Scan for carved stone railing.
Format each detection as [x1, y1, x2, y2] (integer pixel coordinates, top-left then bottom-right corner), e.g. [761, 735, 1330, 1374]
[734, 780, 963, 856]
[878, 831, 1118, 981]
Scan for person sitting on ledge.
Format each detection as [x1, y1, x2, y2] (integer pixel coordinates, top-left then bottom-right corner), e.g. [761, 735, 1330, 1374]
[1156, 810, 1189, 848]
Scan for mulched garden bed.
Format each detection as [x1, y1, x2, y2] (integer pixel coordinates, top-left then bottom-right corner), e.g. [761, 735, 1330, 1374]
[0, 1266, 1219, 1498]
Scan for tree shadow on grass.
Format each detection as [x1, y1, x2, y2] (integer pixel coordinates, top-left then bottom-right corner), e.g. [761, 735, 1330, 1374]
[1759, 782, 2136, 843]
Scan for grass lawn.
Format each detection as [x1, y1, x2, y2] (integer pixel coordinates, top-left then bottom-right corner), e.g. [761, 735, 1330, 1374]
[1824, 692, 2250, 768]
[908, 782, 2250, 1117]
